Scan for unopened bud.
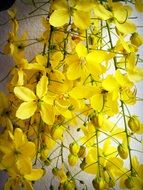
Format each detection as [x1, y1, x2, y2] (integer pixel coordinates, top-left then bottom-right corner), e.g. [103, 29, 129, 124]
[63, 180, 75, 190]
[52, 167, 59, 176]
[51, 125, 64, 140]
[128, 116, 140, 133]
[78, 146, 86, 158]
[130, 32, 143, 47]
[92, 177, 107, 190]
[80, 159, 86, 170]
[69, 142, 80, 155]
[68, 154, 78, 166]
[124, 177, 134, 189]
[117, 144, 128, 159]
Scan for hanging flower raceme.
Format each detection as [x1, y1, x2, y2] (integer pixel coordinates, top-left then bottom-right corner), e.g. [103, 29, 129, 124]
[0, 0, 143, 189]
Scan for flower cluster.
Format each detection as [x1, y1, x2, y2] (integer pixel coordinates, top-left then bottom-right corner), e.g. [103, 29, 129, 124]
[0, 0, 143, 189]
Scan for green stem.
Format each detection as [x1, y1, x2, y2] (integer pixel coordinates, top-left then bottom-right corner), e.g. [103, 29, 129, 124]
[106, 21, 133, 172]
[96, 130, 101, 177]
[121, 101, 133, 171]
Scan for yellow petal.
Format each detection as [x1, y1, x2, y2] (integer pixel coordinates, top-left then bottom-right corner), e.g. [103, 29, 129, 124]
[24, 169, 44, 181]
[75, 1, 94, 11]
[20, 142, 35, 158]
[113, 4, 131, 23]
[94, 3, 112, 20]
[52, 0, 68, 10]
[102, 75, 119, 92]
[90, 94, 103, 112]
[115, 20, 136, 35]
[66, 63, 83, 80]
[16, 157, 32, 175]
[73, 10, 90, 30]
[135, 0, 143, 12]
[40, 102, 55, 125]
[36, 75, 48, 99]
[14, 86, 36, 101]
[1, 153, 15, 168]
[76, 43, 87, 57]
[17, 69, 24, 86]
[49, 9, 69, 27]
[16, 102, 37, 119]
[36, 54, 47, 66]
[86, 50, 109, 64]
[69, 86, 95, 99]
[14, 128, 26, 148]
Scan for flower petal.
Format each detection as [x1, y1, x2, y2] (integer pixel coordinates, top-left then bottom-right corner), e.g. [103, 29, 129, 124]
[94, 3, 112, 20]
[14, 86, 36, 101]
[16, 157, 32, 175]
[90, 94, 103, 112]
[73, 10, 90, 30]
[76, 43, 87, 57]
[16, 102, 37, 119]
[40, 102, 55, 125]
[115, 20, 136, 35]
[49, 9, 69, 27]
[24, 169, 44, 181]
[36, 75, 48, 99]
[14, 128, 26, 148]
[20, 142, 35, 158]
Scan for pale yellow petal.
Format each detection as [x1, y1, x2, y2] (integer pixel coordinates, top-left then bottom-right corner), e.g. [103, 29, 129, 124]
[49, 9, 69, 27]
[115, 20, 136, 34]
[36, 54, 47, 66]
[36, 75, 48, 99]
[66, 63, 83, 80]
[16, 157, 32, 175]
[73, 10, 90, 30]
[16, 102, 37, 119]
[94, 3, 112, 20]
[14, 128, 26, 148]
[40, 102, 55, 125]
[20, 142, 35, 158]
[24, 168, 44, 181]
[76, 43, 87, 57]
[90, 94, 103, 112]
[14, 86, 36, 101]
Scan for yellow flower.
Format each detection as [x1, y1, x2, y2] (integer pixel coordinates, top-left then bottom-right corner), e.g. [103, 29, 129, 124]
[49, 0, 93, 30]
[0, 128, 35, 175]
[14, 75, 55, 125]
[4, 168, 44, 190]
[66, 43, 112, 80]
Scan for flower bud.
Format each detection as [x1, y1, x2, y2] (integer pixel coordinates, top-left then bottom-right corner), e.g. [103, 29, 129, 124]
[80, 159, 86, 170]
[69, 142, 80, 155]
[92, 177, 107, 190]
[128, 116, 140, 133]
[63, 180, 75, 190]
[50, 125, 64, 140]
[52, 167, 59, 176]
[130, 32, 143, 47]
[68, 154, 78, 166]
[117, 144, 128, 159]
[78, 146, 86, 158]
[124, 177, 134, 189]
